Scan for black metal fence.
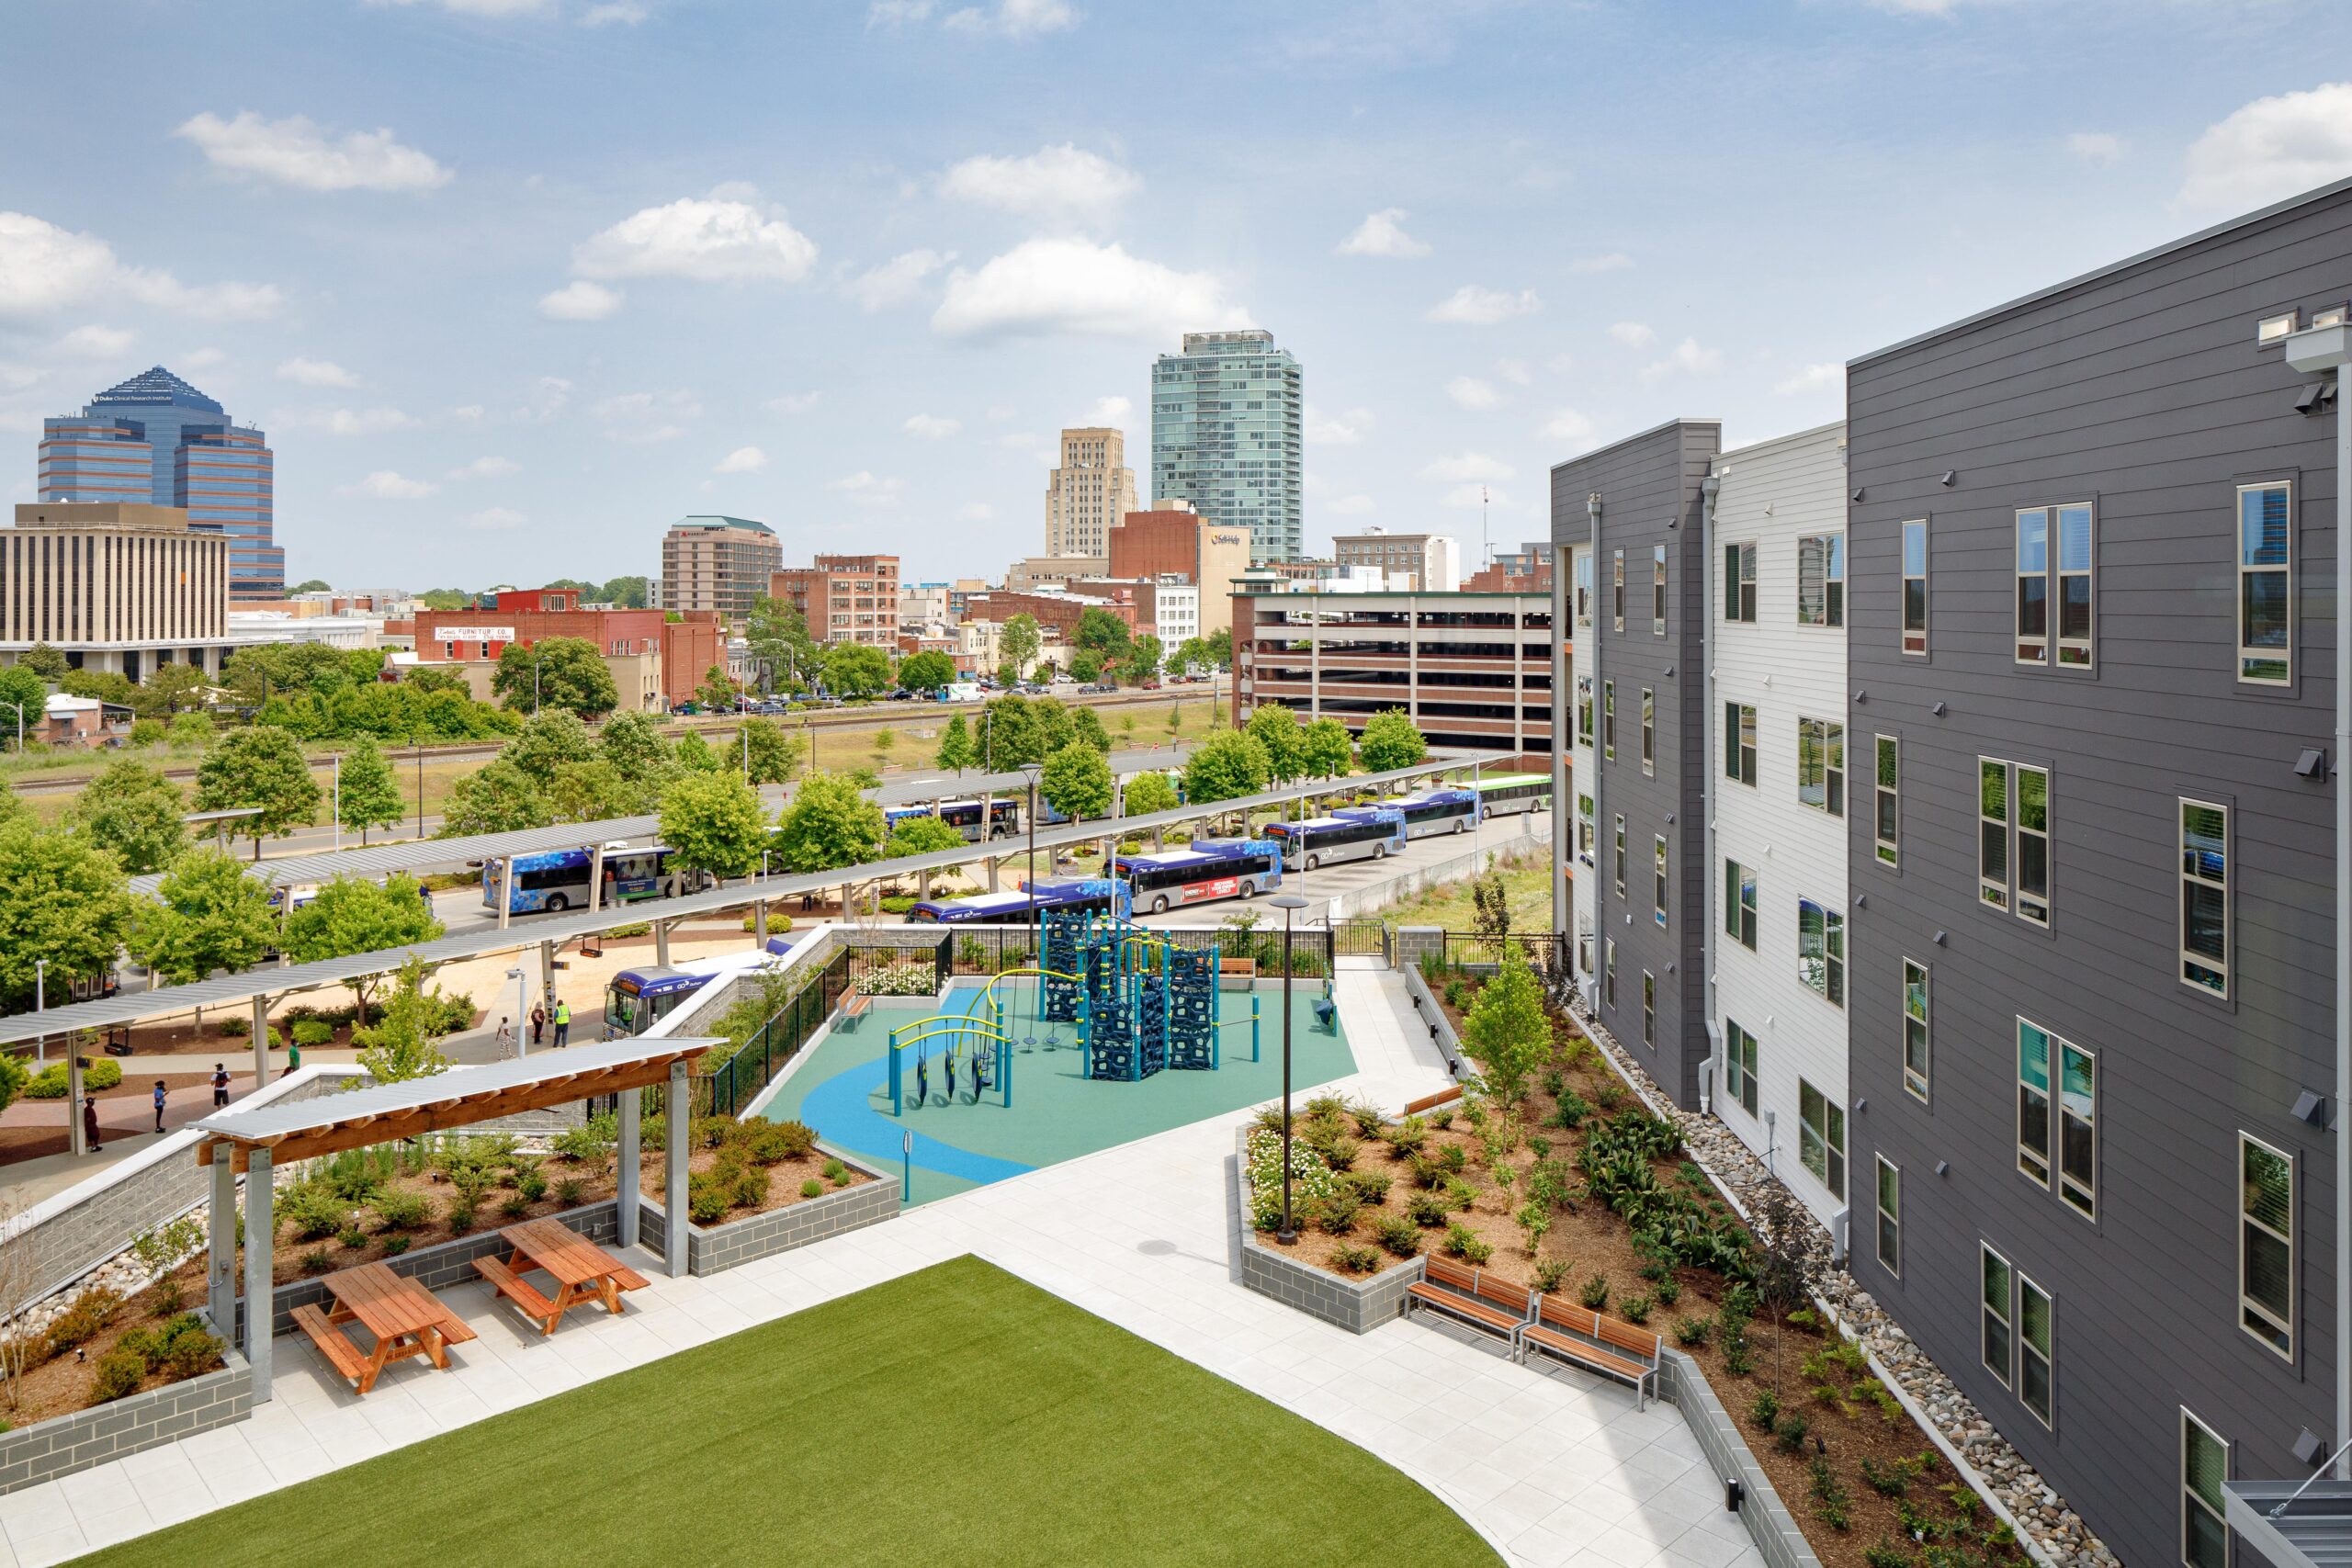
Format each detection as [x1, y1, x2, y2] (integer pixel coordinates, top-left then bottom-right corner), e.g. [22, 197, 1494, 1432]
[938, 920, 1334, 979]
[699, 947, 851, 1118]
[1328, 919, 1391, 962]
[1433, 931, 1567, 976]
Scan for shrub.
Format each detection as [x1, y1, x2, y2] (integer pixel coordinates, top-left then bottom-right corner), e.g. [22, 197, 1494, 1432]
[1673, 1314, 1713, 1348]
[45, 1287, 124, 1356]
[1345, 1170, 1392, 1206]
[22, 1057, 127, 1100]
[90, 1347, 149, 1404]
[800, 1178, 824, 1199]
[1322, 1135, 1361, 1172]
[517, 1169, 549, 1202]
[1444, 1176, 1478, 1213]
[1654, 1276, 1682, 1307]
[686, 1178, 730, 1224]
[1860, 1457, 1915, 1498]
[749, 1120, 817, 1163]
[336, 1226, 367, 1250]
[1534, 1258, 1570, 1294]
[300, 1247, 333, 1274]
[446, 1201, 476, 1235]
[291, 1020, 336, 1047]
[499, 1194, 528, 1219]
[1334, 1245, 1381, 1275]
[149, 1279, 187, 1316]
[162, 1325, 223, 1380]
[1577, 1274, 1610, 1310]
[730, 1162, 769, 1209]
[1428, 1107, 1454, 1131]
[277, 1184, 350, 1242]
[1619, 1291, 1653, 1325]
[1373, 1215, 1420, 1258]
[1861, 1544, 1913, 1568]
[552, 1124, 615, 1165]
[1810, 1456, 1852, 1530]
[371, 1188, 429, 1231]
[1317, 1191, 1362, 1235]
[1405, 1191, 1450, 1228]
[383, 1235, 412, 1257]
[1871, 1383, 1905, 1424]
[1348, 1100, 1389, 1138]
[1384, 1116, 1428, 1158]
[824, 1158, 850, 1187]
[220, 1016, 250, 1038]
[1774, 1413, 1810, 1455]
[1437, 1143, 1466, 1176]
[1749, 1388, 1781, 1430]
[1722, 1327, 1754, 1376]
[1442, 1222, 1487, 1261]
[556, 1178, 586, 1206]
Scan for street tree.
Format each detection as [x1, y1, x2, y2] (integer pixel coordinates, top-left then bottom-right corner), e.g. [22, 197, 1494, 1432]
[897, 649, 955, 694]
[1072, 705, 1111, 754]
[979, 695, 1041, 768]
[599, 708, 673, 784]
[659, 769, 771, 882]
[1172, 636, 1213, 675]
[0, 820, 135, 1011]
[696, 665, 741, 712]
[771, 770, 886, 873]
[439, 758, 551, 836]
[1202, 627, 1233, 667]
[884, 813, 967, 860]
[1030, 696, 1077, 756]
[280, 874, 445, 1020]
[142, 661, 209, 716]
[68, 758, 187, 874]
[20, 643, 67, 681]
[1301, 716, 1353, 778]
[933, 713, 976, 772]
[1073, 607, 1132, 665]
[1357, 707, 1429, 773]
[1069, 649, 1102, 682]
[1122, 771, 1179, 818]
[736, 716, 803, 784]
[821, 643, 892, 698]
[130, 847, 277, 984]
[1125, 633, 1165, 682]
[999, 614, 1042, 678]
[492, 637, 618, 717]
[1245, 703, 1307, 783]
[1182, 730, 1272, 805]
[167, 711, 215, 750]
[337, 735, 406, 845]
[745, 595, 819, 693]
[1040, 740, 1113, 821]
[503, 709, 597, 784]
[352, 954, 454, 1084]
[674, 730, 721, 772]
[193, 725, 322, 858]
[0, 666, 46, 749]
[546, 760, 640, 823]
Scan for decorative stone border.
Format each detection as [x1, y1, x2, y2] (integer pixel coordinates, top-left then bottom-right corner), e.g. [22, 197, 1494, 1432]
[1231, 1129, 1422, 1332]
[0, 1315, 251, 1496]
[635, 1145, 897, 1276]
[1656, 1349, 1822, 1568]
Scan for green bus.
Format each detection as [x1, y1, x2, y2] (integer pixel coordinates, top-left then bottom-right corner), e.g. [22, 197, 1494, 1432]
[1468, 771, 1553, 817]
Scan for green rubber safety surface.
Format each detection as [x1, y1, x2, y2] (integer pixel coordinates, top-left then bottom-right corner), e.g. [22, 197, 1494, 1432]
[70, 1257, 1498, 1568]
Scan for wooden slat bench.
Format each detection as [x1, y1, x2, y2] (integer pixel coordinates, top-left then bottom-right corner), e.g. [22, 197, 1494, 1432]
[1515, 1297, 1663, 1409]
[1407, 1257, 1533, 1346]
[475, 1255, 565, 1335]
[841, 993, 872, 1032]
[1217, 958, 1258, 991]
[290, 1303, 371, 1387]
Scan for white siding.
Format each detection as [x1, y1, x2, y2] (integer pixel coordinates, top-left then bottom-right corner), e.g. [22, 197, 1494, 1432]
[1570, 542, 1598, 1002]
[1705, 423, 1850, 1226]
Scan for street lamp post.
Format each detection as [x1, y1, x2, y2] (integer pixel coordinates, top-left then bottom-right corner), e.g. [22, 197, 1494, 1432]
[1019, 762, 1043, 939]
[1269, 894, 1309, 1243]
[506, 965, 527, 1058]
[333, 751, 343, 853]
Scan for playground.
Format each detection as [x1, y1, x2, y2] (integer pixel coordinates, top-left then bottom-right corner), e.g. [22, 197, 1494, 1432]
[753, 919, 1356, 1204]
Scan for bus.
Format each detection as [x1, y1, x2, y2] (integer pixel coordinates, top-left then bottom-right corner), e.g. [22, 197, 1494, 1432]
[905, 876, 1132, 925]
[1112, 839, 1283, 915]
[1264, 808, 1406, 872]
[603, 964, 715, 1038]
[884, 798, 1020, 843]
[1470, 772, 1553, 818]
[1337, 787, 1481, 841]
[481, 845, 707, 916]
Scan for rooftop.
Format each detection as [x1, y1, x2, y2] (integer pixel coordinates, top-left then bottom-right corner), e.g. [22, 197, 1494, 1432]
[87, 365, 224, 414]
[670, 514, 774, 535]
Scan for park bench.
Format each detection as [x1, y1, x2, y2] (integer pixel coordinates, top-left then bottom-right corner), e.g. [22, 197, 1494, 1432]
[1217, 958, 1257, 992]
[841, 993, 872, 1032]
[1515, 1296, 1663, 1410]
[1403, 1086, 1465, 1117]
[1407, 1257, 1533, 1346]
[290, 1303, 371, 1386]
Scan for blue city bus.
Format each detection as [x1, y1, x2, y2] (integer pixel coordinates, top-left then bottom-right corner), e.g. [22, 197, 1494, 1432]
[481, 846, 701, 916]
[1111, 839, 1283, 916]
[1264, 807, 1406, 872]
[905, 876, 1131, 925]
[883, 798, 1020, 843]
[602, 964, 714, 1037]
[1338, 787, 1481, 841]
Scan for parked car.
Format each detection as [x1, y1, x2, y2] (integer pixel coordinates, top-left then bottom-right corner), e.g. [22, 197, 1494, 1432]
[671, 701, 701, 716]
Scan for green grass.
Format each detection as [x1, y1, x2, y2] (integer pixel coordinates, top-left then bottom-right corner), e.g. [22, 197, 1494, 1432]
[73, 1257, 1497, 1568]
[1367, 849, 1552, 932]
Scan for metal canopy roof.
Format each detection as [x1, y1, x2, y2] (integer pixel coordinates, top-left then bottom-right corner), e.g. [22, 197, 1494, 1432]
[7, 753, 1470, 1047]
[2228, 1478, 2352, 1568]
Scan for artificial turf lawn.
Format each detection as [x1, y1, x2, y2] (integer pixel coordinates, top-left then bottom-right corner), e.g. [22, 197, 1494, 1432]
[72, 1256, 1499, 1568]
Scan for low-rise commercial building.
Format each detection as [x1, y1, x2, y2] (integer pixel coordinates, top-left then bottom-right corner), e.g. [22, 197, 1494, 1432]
[1108, 505, 1252, 640]
[408, 585, 721, 711]
[0, 502, 233, 678]
[1333, 528, 1461, 592]
[769, 554, 899, 647]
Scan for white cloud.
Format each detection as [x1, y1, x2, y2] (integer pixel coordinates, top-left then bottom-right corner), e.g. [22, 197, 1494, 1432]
[1568, 252, 1634, 275]
[448, 455, 519, 479]
[0, 212, 279, 320]
[1608, 321, 1655, 347]
[469, 506, 527, 530]
[1336, 209, 1430, 259]
[1445, 376, 1500, 411]
[867, 0, 933, 23]
[1427, 285, 1540, 325]
[1080, 394, 1131, 427]
[516, 377, 571, 423]
[573, 196, 817, 283]
[1441, 483, 1507, 510]
[1774, 362, 1844, 396]
[904, 413, 961, 440]
[593, 389, 701, 423]
[343, 470, 436, 500]
[2066, 132, 2124, 166]
[277, 355, 359, 388]
[764, 390, 821, 415]
[174, 112, 450, 193]
[942, 0, 1076, 38]
[998, 431, 1057, 464]
[714, 446, 769, 473]
[1419, 452, 1515, 482]
[1328, 493, 1375, 516]
[58, 325, 133, 358]
[1304, 405, 1373, 445]
[181, 347, 228, 370]
[1538, 407, 1596, 450]
[1643, 337, 1722, 379]
[539, 280, 623, 321]
[933, 237, 1248, 341]
[448, 403, 484, 423]
[2180, 83, 2352, 212]
[1496, 358, 1532, 386]
[845, 249, 953, 311]
[829, 471, 904, 508]
[956, 501, 998, 522]
[293, 407, 416, 435]
[939, 145, 1136, 216]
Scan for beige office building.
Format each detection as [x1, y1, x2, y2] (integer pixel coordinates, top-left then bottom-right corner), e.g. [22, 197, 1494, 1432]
[1332, 528, 1461, 592]
[1043, 427, 1138, 558]
[0, 502, 233, 677]
[659, 514, 782, 622]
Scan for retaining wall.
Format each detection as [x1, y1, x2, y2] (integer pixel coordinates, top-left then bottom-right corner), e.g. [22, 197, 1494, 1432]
[1656, 1350, 1823, 1568]
[1399, 961, 1466, 1077]
[635, 1145, 897, 1275]
[0, 1318, 251, 1497]
[1231, 1129, 1422, 1332]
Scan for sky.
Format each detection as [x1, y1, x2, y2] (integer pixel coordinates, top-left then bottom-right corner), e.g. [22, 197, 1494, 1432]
[4, 0, 2350, 592]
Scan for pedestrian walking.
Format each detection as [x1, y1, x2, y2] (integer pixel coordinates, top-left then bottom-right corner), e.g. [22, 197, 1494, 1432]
[152, 1080, 167, 1134]
[553, 999, 571, 1047]
[211, 1063, 230, 1108]
[82, 1095, 102, 1152]
[494, 1016, 514, 1055]
[530, 1003, 547, 1046]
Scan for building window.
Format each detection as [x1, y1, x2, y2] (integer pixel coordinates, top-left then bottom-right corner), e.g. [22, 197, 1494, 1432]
[1575, 549, 1593, 626]
[1724, 859, 1758, 950]
[2241, 1133, 2293, 1359]
[1797, 898, 1845, 1004]
[1577, 792, 1596, 862]
[2059, 1040, 2097, 1219]
[1724, 541, 1757, 624]
[2017, 503, 2095, 667]
[2237, 482, 2291, 684]
[1642, 972, 1656, 1046]
[1612, 550, 1624, 631]
[1604, 938, 1616, 1007]
[1577, 676, 1594, 747]
[1724, 1020, 1758, 1116]
[1874, 1157, 1901, 1277]
[1797, 717, 1845, 816]
[1652, 545, 1668, 635]
[2018, 1018, 2054, 1185]
[1654, 836, 1668, 929]
[1982, 1246, 2013, 1387]
[1874, 736, 1899, 866]
[1640, 688, 1656, 777]
[1603, 682, 1616, 761]
[1798, 1078, 1845, 1199]
[1980, 760, 2051, 925]
[1903, 959, 1930, 1102]
[2182, 1410, 2231, 1568]
[1613, 816, 1626, 897]
[1902, 519, 1928, 655]
[1725, 703, 1758, 785]
[1577, 916, 1594, 976]
[2181, 799, 2229, 997]
[2019, 1275, 2053, 1427]
[1797, 534, 1845, 627]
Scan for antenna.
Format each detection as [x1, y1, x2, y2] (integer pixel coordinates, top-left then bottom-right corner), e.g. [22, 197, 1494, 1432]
[1482, 485, 1490, 572]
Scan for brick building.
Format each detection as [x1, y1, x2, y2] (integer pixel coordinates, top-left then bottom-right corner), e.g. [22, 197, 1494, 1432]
[409, 585, 721, 711]
[768, 554, 899, 647]
[1107, 506, 1252, 640]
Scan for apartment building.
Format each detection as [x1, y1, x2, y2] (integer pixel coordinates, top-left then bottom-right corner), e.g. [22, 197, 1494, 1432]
[1043, 427, 1138, 558]
[1332, 528, 1462, 592]
[659, 515, 780, 622]
[769, 554, 900, 647]
[1230, 589, 1553, 759]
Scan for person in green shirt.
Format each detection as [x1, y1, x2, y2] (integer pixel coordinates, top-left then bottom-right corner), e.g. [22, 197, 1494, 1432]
[553, 998, 571, 1047]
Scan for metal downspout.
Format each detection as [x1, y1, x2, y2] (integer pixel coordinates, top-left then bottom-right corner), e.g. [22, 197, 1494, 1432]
[1700, 469, 1722, 1115]
[1588, 491, 1603, 1010]
[2336, 367, 2349, 1477]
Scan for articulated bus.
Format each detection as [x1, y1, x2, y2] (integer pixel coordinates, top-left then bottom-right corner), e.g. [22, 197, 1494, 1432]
[1337, 786, 1481, 841]
[1263, 808, 1406, 872]
[481, 846, 707, 916]
[1470, 772, 1553, 818]
[884, 797, 1021, 843]
[1111, 839, 1283, 915]
[905, 875, 1132, 925]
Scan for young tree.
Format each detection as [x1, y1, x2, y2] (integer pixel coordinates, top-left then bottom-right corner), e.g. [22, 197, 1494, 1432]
[1750, 1181, 1817, 1393]
[979, 695, 1041, 768]
[1245, 702, 1307, 783]
[674, 730, 721, 773]
[1122, 771, 1179, 818]
[1030, 695, 1077, 756]
[999, 614, 1042, 678]
[503, 709, 597, 784]
[492, 637, 618, 717]
[546, 760, 641, 823]
[440, 758, 551, 836]
[771, 771, 886, 873]
[20, 642, 67, 681]
[141, 660, 209, 716]
[1459, 944, 1553, 1105]
[1073, 606, 1132, 664]
[744, 594, 819, 693]
[1069, 649, 1102, 682]
[659, 770, 771, 882]
[1202, 627, 1233, 668]
[192, 726, 322, 858]
[896, 649, 956, 694]
[1301, 716, 1353, 778]
[1182, 730, 1273, 805]
[68, 758, 187, 873]
[1040, 740, 1113, 821]
[0, 665, 47, 748]
[696, 664, 741, 712]
[1072, 705, 1111, 754]
[1125, 633, 1165, 682]
[167, 710, 215, 751]
[130, 847, 277, 984]
[0, 821, 135, 1011]
[821, 643, 892, 698]
[1357, 707, 1430, 773]
[933, 713, 976, 772]
[353, 954, 454, 1084]
[337, 735, 406, 845]
[736, 716, 803, 784]
[280, 874, 445, 1019]
[884, 813, 967, 860]
[599, 708, 673, 784]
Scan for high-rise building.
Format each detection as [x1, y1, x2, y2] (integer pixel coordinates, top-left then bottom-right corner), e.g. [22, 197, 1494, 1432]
[40, 366, 282, 599]
[1150, 330, 1304, 564]
[659, 515, 780, 623]
[1043, 427, 1137, 558]
[0, 503, 230, 677]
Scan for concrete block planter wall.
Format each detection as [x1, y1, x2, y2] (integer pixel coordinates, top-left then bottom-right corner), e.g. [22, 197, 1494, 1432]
[634, 1146, 897, 1275]
[1231, 1129, 1423, 1332]
[0, 1319, 251, 1496]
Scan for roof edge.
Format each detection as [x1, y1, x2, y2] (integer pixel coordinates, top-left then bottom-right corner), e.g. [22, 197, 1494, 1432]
[1548, 416, 1723, 475]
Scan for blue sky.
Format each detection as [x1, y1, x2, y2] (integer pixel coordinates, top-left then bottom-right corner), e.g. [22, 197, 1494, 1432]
[4, 0, 2349, 590]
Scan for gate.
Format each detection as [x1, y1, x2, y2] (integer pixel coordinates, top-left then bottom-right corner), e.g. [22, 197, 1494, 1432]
[1329, 919, 1391, 964]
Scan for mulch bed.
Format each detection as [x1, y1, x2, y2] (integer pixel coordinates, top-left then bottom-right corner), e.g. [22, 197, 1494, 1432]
[1, 1279, 225, 1431]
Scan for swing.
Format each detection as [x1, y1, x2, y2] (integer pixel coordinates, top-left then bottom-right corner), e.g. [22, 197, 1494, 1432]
[914, 1043, 930, 1110]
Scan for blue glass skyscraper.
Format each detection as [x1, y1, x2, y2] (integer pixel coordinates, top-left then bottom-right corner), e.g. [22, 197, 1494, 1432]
[40, 366, 282, 597]
[1150, 330, 1303, 564]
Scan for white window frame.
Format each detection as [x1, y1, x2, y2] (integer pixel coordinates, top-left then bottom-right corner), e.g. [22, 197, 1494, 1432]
[2016, 507, 2048, 664]
[1874, 734, 1899, 867]
[1653, 835, 1668, 929]
[2240, 1132, 2294, 1361]
[1577, 791, 1596, 864]
[2181, 1409, 2232, 1568]
[1574, 546, 1594, 628]
[2018, 1274, 2053, 1427]
[2059, 1039, 2097, 1221]
[1980, 758, 2010, 911]
[1724, 859, 1758, 951]
[2181, 798, 2229, 998]
[1901, 519, 1928, 655]
[2236, 481, 2291, 685]
[1796, 533, 1845, 627]
[1640, 688, 1655, 777]
[1874, 1156, 1901, 1278]
[1642, 970, 1656, 1046]
[1603, 681, 1615, 761]
[1725, 702, 1758, 786]
[2017, 763, 2051, 925]
[1798, 1077, 1845, 1200]
[1903, 958, 1930, 1102]
[1652, 544, 1668, 635]
[1612, 549, 1624, 632]
[1981, 1244, 2014, 1388]
[1613, 815, 1626, 897]
[1724, 1019, 1758, 1117]
[1577, 915, 1594, 976]
[2017, 502, 2096, 668]
[2018, 1018, 2052, 1186]
[1724, 540, 1757, 624]
[1980, 758, 2050, 925]
[1603, 937, 1616, 1007]
[1797, 897, 1844, 1006]
[1577, 675, 1595, 750]
[1797, 716, 1844, 817]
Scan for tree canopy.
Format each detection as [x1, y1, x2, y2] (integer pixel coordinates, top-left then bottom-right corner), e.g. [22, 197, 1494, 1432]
[999, 614, 1042, 676]
[1357, 708, 1430, 773]
[745, 595, 818, 693]
[279, 874, 445, 1014]
[1301, 716, 1354, 779]
[337, 736, 407, 844]
[503, 709, 597, 784]
[1040, 740, 1113, 821]
[1122, 771, 1179, 818]
[659, 770, 771, 881]
[130, 848, 277, 986]
[1182, 730, 1273, 805]
[933, 713, 976, 772]
[0, 665, 47, 745]
[884, 814, 967, 860]
[193, 726, 322, 855]
[69, 758, 187, 874]
[1073, 607, 1132, 662]
[439, 758, 551, 837]
[20, 643, 68, 680]
[546, 760, 641, 823]
[1125, 634, 1165, 682]
[598, 709, 673, 785]
[735, 716, 804, 784]
[493, 637, 618, 717]
[821, 643, 892, 698]
[697, 665, 741, 711]
[0, 820, 134, 1010]
[600, 575, 650, 609]
[771, 771, 886, 873]
[353, 954, 455, 1083]
[1459, 944, 1553, 1104]
[897, 649, 955, 694]
[1244, 703, 1307, 784]
[1072, 705, 1111, 754]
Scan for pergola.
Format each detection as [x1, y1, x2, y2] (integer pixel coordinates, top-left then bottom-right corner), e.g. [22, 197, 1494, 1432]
[190, 1036, 716, 1401]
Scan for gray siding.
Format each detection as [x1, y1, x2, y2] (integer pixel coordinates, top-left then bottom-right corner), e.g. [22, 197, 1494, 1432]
[1553, 421, 1720, 1107]
[1846, 184, 2350, 1568]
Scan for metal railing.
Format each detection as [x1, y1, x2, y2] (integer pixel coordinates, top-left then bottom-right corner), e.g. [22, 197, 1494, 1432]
[1433, 931, 1567, 975]
[698, 948, 853, 1119]
[939, 920, 1335, 979]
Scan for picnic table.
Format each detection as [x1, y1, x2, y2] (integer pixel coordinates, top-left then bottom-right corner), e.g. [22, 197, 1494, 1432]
[476, 1217, 650, 1336]
[293, 1261, 477, 1394]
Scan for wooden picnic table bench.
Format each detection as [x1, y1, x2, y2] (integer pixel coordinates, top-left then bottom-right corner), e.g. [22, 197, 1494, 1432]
[295, 1261, 477, 1394]
[477, 1217, 650, 1336]
[1217, 958, 1257, 991]
[1407, 1257, 1533, 1344]
[1515, 1295, 1663, 1409]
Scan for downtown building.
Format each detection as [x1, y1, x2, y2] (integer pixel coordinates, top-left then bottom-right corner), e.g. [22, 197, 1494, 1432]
[659, 515, 781, 622]
[0, 503, 231, 676]
[1043, 427, 1138, 558]
[40, 366, 282, 599]
[1150, 330, 1304, 564]
[409, 585, 724, 712]
[769, 554, 900, 648]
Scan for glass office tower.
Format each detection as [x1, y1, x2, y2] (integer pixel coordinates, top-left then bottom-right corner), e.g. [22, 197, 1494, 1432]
[1150, 330, 1303, 564]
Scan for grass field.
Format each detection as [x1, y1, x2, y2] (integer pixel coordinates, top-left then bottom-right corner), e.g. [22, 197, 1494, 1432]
[71, 1257, 1497, 1568]
[1366, 848, 1553, 932]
